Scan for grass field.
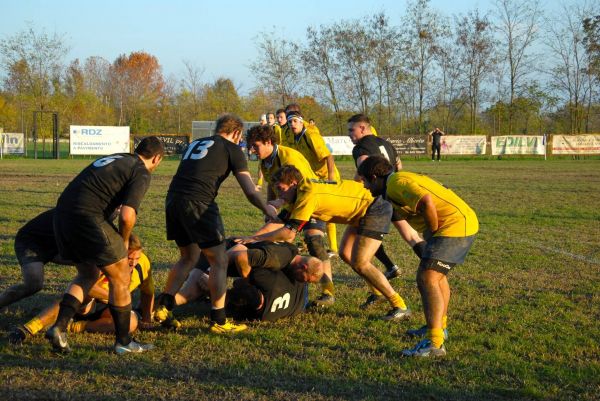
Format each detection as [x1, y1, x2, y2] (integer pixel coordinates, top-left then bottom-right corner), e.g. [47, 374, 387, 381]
[0, 158, 599, 401]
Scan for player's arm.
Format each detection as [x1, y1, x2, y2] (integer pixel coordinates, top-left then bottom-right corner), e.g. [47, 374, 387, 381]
[88, 279, 109, 302]
[118, 205, 137, 249]
[324, 154, 336, 181]
[231, 250, 252, 278]
[139, 275, 155, 325]
[416, 194, 438, 233]
[234, 171, 279, 220]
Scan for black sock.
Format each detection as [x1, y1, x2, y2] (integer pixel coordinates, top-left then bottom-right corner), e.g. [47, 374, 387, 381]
[109, 304, 132, 345]
[375, 244, 396, 271]
[412, 241, 427, 259]
[210, 308, 226, 325]
[54, 293, 82, 330]
[157, 293, 175, 310]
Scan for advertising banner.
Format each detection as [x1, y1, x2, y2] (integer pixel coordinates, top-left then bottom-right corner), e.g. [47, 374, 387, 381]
[1, 133, 25, 154]
[133, 135, 190, 155]
[440, 135, 487, 155]
[323, 136, 354, 155]
[492, 135, 545, 155]
[551, 135, 600, 155]
[70, 125, 130, 155]
[384, 136, 427, 155]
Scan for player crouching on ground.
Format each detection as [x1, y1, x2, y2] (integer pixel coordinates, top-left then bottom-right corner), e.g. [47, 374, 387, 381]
[161, 241, 323, 324]
[9, 234, 155, 345]
[237, 165, 411, 321]
[358, 156, 478, 357]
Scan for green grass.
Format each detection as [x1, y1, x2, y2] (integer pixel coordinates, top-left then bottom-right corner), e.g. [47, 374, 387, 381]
[0, 158, 599, 401]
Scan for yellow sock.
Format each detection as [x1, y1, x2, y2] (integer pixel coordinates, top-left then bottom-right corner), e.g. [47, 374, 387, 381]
[327, 223, 338, 252]
[428, 328, 445, 348]
[24, 317, 44, 335]
[369, 285, 383, 297]
[321, 281, 334, 297]
[442, 315, 448, 329]
[388, 293, 407, 309]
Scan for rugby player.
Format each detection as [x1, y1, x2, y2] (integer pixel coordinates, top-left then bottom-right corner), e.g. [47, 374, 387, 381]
[0, 209, 72, 310]
[157, 114, 277, 334]
[348, 114, 426, 307]
[247, 124, 339, 308]
[358, 156, 478, 357]
[9, 234, 154, 343]
[237, 165, 412, 321]
[46, 136, 164, 354]
[173, 241, 323, 322]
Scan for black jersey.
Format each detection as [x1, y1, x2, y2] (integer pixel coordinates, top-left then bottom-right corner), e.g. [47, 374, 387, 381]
[56, 154, 151, 218]
[250, 267, 306, 321]
[168, 135, 248, 204]
[352, 135, 398, 168]
[431, 130, 444, 145]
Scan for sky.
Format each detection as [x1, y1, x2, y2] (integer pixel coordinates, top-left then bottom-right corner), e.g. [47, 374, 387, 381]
[2, 0, 567, 94]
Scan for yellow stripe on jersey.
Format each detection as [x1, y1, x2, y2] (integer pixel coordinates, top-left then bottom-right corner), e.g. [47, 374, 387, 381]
[290, 178, 374, 225]
[386, 172, 478, 237]
[95, 252, 154, 303]
[260, 145, 317, 187]
[273, 124, 282, 144]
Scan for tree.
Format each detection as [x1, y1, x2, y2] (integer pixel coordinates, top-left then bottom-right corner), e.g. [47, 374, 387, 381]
[0, 25, 69, 134]
[200, 78, 243, 119]
[250, 31, 299, 106]
[494, 0, 541, 134]
[110, 51, 165, 132]
[401, 0, 448, 134]
[455, 9, 498, 134]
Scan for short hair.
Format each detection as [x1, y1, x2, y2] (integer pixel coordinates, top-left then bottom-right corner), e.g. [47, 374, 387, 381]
[275, 108, 286, 115]
[247, 125, 276, 144]
[215, 114, 244, 135]
[347, 114, 371, 125]
[272, 165, 302, 185]
[285, 103, 301, 113]
[357, 156, 393, 178]
[267, 112, 275, 118]
[226, 280, 262, 319]
[304, 256, 323, 281]
[135, 136, 165, 158]
[128, 233, 142, 251]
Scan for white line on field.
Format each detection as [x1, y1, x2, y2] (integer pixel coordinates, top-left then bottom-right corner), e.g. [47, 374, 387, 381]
[529, 242, 600, 265]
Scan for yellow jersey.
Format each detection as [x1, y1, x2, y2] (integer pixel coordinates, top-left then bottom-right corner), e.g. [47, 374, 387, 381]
[385, 172, 478, 237]
[371, 126, 378, 136]
[95, 252, 154, 303]
[272, 124, 282, 144]
[287, 125, 340, 181]
[260, 145, 317, 187]
[289, 178, 374, 226]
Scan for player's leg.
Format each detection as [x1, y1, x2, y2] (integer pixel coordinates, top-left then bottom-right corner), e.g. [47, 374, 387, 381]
[0, 262, 45, 309]
[156, 243, 202, 313]
[204, 243, 247, 333]
[100, 257, 136, 346]
[175, 269, 210, 306]
[84, 307, 138, 334]
[305, 227, 334, 307]
[326, 223, 338, 253]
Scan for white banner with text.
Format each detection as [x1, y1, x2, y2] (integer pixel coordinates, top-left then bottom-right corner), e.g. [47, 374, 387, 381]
[1, 133, 25, 154]
[70, 125, 130, 155]
[492, 135, 545, 155]
[323, 136, 354, 155]
[551, 134, 600, 155]
[441, 135, 487, 155]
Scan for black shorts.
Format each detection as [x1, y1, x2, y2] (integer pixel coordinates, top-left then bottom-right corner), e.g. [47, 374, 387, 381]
[166, 195, 225, 248]
[357, 196, 392, 240]
[14, 226, 58, 266]
[302, 218, 326, 233]
[53, 210, 126, 266]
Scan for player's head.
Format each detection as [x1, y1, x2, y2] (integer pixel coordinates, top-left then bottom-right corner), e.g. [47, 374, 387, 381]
[127, 233, 142, 269]
[276, 108, 287, 126]
[357, 156, 393, 196]
[267, 112, 276, 126]
[290, 255, 323, 283]
[259, 114, 268, 126]
[286, 111, 305, 135]
[284, 103, 301, 113]
[347, 114, 373, 144]
[272, 165, 302, 202]
[247, 125, 276, 160]
[134, 136, 164, 172]
[226, 279, 263, 318]
[215, 114, 244, 144]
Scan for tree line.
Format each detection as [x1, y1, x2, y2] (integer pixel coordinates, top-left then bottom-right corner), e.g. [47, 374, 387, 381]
[1, 0, 599, 140]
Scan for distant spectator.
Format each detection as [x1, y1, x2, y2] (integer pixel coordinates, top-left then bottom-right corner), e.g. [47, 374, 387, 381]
[428, 127, 445, 161]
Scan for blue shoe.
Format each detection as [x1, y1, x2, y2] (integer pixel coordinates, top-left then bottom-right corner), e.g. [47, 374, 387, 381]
[402, 339, 446, 357]
[406, 325, 448, 340]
